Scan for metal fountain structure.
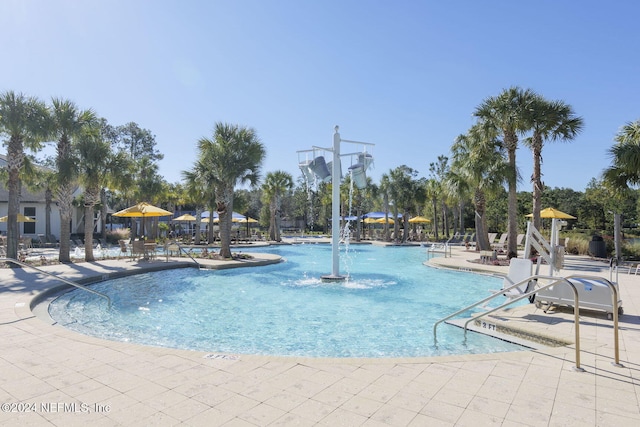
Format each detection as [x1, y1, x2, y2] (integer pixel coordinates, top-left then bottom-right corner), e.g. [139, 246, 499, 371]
[297, 126, 374, 281]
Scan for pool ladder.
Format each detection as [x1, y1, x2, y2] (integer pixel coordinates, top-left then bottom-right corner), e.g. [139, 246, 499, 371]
[1, 257, 111, 308]
[433, 274, 622, 372]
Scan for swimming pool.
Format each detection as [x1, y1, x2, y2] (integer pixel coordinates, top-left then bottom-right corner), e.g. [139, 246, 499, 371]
[48, 244, 527, 358]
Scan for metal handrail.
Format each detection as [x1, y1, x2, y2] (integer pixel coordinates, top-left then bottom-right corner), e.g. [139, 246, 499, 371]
[564, 274, 622, 367]
[433, 273, 624, 371]
[165, 242, 200, 267]
[1, 257, 111, 308]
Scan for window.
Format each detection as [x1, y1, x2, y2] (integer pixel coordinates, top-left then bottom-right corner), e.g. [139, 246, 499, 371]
[23, 207, 35, 234]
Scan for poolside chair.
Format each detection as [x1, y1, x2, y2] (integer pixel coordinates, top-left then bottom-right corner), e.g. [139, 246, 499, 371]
[46, 234, 59, 247]
[118, 240, 132, 260]
[34, 234, 46, 248]
[487, 233, 497, 245]
[132, 240, 146, 260]
[492, 233, 508, 251]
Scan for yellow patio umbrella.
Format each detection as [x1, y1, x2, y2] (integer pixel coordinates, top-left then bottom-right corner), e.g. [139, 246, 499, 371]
[363, 217, 379, 224]
[113, 202, 173, 218]
[0, 213, 36, 222]
[525, 207, 576, 219]
[408, 216, 431, 223]
[173, 213, 196, 222]
[113, 202, 173, 238]
[375, 217, 394, 224]
[236, 216, 258, 223]
[173, 214, 196, 236]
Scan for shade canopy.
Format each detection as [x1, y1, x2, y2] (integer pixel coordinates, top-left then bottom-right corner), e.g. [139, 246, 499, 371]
[0, 213, 36, 222]
[173, 214, 196, 222]
[375, 217, 394, 224]
[409, 216, 431, 223]
[525, 207, 576, 219]
[363, 211, 401, 219]
[201, 211, 246, 220]
[113, 202, 173, 218]
[236, 217, 258, 223]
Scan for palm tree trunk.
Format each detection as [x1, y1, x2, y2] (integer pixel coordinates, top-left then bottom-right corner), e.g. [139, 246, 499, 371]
[506, 135, 519, 258]
[431, 198, 439, 241]
[269, 201, 277, 241]
[474, 189, 490, 250]
[100, 188, 108, 239]
[6, 137, 23, 260]
[218, 187, 234, 258]
[531, 135, 543, 230]
[84, 204, 95, 261]
[57, 184, 74, 263]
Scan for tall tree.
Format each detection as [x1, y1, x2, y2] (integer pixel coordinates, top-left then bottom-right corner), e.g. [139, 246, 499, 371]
[76, 124, 126, 261]
[193, 123, 265, 258]
[182, 159, 216, 244]
[0, 91, 49, 260]
[429, 156, 450, 238]
[475, 86, 535, 258]
[449, 125, 509, 250]
[50, 98, 97, 262]
[388, 165, 420, 243]
[262, 170, 293, 241]
[424, 178, 440, 241]
[603, 119, 640, 190]
[379, 174, 391, 241]
[525, 96, 584, 229]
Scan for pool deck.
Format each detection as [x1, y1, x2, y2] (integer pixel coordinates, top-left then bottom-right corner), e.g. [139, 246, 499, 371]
[1, 244, 639, 426]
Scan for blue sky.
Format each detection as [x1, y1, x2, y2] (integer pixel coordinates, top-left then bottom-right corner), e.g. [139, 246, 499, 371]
[2, 0, 639, 192]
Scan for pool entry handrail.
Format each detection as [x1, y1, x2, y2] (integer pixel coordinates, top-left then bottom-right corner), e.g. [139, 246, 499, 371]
[433, 273, 623, 371]
[164, 242, 200, 268]
[1, 257, 111, 309]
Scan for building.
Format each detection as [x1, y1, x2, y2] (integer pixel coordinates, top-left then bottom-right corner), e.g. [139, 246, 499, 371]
[0, 154, 99, 242]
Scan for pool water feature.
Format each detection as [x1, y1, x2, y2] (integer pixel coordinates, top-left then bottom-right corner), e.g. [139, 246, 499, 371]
[48, 244, 528, 358]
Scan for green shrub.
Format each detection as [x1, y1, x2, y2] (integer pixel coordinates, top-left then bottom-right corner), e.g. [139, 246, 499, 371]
[106, 228, 130, 244]
[563, 232, 590, 255]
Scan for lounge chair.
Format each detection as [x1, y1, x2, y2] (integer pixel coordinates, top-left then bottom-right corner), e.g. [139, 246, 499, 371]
[487, 233, 497, 245]
[46, 234, 59, 247]
[492, 233, 508, 251]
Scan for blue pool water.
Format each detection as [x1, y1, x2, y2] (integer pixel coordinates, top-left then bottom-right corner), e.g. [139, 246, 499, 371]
[48, 244, 527, 358]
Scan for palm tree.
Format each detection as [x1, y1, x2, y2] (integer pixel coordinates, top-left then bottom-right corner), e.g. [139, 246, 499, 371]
[0, 91, 49, 259]
[389, 165, 419, 242]
[379, 173, 391, 241]
[262, 170, 293, 241]
[76, 125, 122, 261]
[475, 87, 536, 258]
[50, 98, 96, 262]
[603, 119, 640, 190]
[449, 125, 510, 250]
[424, 178, 440, 241]
[194, 123, 265, 258]
[182, 158, 217, 244]
[525, 96, 584, 229]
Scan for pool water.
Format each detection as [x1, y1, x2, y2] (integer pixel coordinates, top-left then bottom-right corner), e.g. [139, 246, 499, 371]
[48, 244, 527, 358]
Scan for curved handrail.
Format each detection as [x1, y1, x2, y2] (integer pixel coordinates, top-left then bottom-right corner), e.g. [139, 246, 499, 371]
[563, 274, 622, 367]
[1, 257, 111, 308]
[433, 273, 624, 370]
[164, 242, 200, 267]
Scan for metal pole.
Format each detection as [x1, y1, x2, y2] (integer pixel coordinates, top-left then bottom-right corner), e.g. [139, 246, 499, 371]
[331, 126, 342, 278]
